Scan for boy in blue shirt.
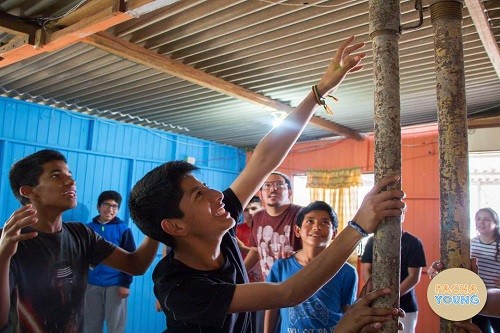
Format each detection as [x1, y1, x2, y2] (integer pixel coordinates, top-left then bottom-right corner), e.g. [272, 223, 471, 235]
[265, 201, 358, 333]
[85, 191, 137, 333]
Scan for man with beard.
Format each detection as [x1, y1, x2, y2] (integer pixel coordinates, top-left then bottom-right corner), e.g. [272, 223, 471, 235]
[244, 172, 302, 281]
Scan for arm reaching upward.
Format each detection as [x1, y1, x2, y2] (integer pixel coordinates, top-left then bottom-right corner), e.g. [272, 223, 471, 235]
[230, 36, 366, 208]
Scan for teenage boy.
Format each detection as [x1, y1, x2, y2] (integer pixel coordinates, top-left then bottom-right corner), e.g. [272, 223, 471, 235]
[85, 190, 137, 333]
[0, 150, 158, 332]
[129, 36, 405, 333]
[265, 201, 358, 333]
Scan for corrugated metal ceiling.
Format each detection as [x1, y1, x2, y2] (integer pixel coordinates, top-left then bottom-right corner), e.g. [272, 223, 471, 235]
[0, 0, 499, 148]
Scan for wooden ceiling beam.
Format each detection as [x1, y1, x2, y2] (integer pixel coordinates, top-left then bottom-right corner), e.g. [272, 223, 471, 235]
[0, 0, 180, 68]
[468, 113, 500, 129]
[83, 32, 364, 141]
[464, 0, 500, 79]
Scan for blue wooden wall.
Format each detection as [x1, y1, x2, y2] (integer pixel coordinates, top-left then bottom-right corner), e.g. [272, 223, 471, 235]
[0, 97, 246, 332]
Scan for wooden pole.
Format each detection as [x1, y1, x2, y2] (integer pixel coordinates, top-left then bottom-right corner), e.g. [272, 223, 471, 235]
[430, 1, 470, 332]
[369, 1, 402, 331]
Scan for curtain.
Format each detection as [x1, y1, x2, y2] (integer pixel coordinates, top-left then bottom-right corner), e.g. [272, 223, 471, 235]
[306, 168, 363, 231]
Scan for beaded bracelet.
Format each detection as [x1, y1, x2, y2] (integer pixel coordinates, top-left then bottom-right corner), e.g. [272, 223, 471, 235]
[348, 220, 369, 237]
[312, 84, 338, 116]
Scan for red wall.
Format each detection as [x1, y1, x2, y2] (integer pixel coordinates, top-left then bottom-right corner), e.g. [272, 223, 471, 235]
[273, 125, 441, 332]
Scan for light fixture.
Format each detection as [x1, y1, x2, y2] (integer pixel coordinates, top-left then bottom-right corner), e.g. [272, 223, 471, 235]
[271, 111, 288, 128]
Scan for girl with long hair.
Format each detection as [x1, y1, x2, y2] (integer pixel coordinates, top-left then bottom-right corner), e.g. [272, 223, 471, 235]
[471, 207, 500, 332]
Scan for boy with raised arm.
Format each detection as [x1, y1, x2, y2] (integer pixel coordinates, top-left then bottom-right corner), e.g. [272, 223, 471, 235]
[0, 150, 158, 332]
[128, 36, 405, 332]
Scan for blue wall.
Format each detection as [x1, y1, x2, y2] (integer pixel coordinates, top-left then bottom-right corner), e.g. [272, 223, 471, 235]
[0, 97, 246, 332]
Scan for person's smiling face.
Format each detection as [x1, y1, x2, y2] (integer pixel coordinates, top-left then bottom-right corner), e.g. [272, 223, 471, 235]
[295, 210, 335, 248]
[98, 200, 119, 223]
[475, 210, 497, 236]
[176, 175, 234, 238]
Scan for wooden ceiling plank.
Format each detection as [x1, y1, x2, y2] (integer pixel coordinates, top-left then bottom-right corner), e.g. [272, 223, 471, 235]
[84, 32, 364, 141]
[0, 15, 39, 36]
[464, 0, 500, 79]
[0, 0, 180, 68]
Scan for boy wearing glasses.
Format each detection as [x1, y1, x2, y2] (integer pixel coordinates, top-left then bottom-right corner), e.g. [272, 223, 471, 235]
[85, 190, 137, 333]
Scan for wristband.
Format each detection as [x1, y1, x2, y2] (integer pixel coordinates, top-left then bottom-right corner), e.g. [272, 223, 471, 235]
[348, 220, 369, 237]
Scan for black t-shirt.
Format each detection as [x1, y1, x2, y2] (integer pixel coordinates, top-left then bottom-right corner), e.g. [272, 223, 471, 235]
[361, 232, 426, 312]
[4, 222, 116, 333]
[153, 188, 252, 333]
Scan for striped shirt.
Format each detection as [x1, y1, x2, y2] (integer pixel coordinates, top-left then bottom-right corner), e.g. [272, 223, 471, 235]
[470, 236, 500, 289]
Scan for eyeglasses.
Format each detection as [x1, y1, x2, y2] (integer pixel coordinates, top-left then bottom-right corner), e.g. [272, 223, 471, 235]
[261, 181, 288, 191]
[101, 203, 119, 210]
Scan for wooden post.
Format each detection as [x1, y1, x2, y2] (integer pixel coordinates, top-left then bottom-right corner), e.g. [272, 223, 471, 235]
[430, 0, 470, 332]
[369, 1, 402, 331]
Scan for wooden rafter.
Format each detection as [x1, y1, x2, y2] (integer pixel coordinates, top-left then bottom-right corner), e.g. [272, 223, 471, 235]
[0, 0, 180, 68]
[464, 0, 500, 79]
[83, 32, 364, 141]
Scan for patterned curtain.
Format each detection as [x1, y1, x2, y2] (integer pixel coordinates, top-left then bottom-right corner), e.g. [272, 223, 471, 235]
[306, 167, 363, 231]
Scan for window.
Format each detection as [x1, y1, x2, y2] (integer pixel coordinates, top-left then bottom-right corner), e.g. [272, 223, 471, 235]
[292, 174, 310, 206]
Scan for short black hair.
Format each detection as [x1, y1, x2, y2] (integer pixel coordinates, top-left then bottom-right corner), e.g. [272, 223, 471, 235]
[98, 190, 122, 207]
[9, 149, 67, 205]
[262, 171, 292, 189]
[249, 196, 261, 204]
[296, 201, 338, 230]
[129, 161, 198, 248]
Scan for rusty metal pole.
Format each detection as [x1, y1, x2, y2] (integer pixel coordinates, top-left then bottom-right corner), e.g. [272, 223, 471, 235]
[369, 1, 401, 332]
[430, 1, 470, 332]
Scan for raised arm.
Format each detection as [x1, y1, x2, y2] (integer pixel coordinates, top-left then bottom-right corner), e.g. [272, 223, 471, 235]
[229, 176, 404, 313]
[230, 36, 366, 207]
[0, 205, 39, 328]
[102, 236, 159, 275]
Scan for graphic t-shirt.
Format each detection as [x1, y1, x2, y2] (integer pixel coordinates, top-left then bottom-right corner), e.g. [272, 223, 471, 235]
[249, 204, 302, 280]
[5, 222, 116, 333]
[266, 256, 358, 333]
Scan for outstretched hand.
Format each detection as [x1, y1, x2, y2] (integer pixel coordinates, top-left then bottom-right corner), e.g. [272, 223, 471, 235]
[316, 36, 366, 96]
[333, 288, 402, 333]
[0, 205, 38, 262]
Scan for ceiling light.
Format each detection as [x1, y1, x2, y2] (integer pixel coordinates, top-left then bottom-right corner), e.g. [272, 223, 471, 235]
[271, 111, 288, 128]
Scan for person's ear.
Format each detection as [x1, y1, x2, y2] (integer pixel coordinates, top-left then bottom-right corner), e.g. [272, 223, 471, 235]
[294, 225, 301, 238]
[331, 229, 337, 239]
[19, 186, 36, 201]
[287, 187, 293, 199]
[161, 219, 187, 236]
